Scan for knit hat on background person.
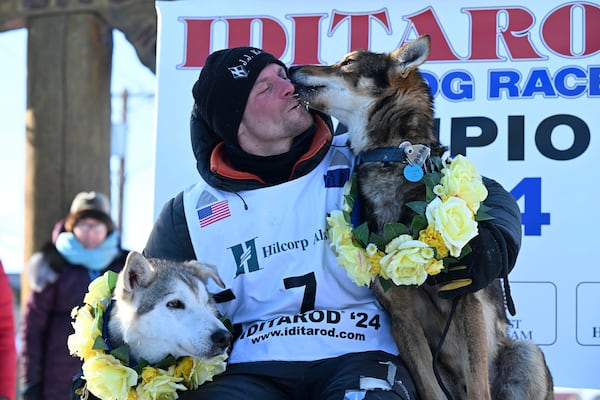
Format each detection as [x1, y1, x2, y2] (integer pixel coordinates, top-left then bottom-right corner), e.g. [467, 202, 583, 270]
[64, 191, 115, 233]
[192, 47, 286, 145]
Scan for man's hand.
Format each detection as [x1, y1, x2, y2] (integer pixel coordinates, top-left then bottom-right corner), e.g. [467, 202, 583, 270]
[426, 221, 507, 299]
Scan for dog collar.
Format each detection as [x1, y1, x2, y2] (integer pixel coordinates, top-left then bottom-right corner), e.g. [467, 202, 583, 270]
[355, 142, 431, 167]
[101, 299, 115, 352]
[356, 147, 408, 165]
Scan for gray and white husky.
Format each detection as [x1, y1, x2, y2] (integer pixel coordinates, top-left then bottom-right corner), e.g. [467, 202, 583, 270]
[107, 251, 232, 364]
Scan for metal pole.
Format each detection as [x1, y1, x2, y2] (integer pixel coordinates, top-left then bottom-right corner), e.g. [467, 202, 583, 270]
[118, 89, 128, 236]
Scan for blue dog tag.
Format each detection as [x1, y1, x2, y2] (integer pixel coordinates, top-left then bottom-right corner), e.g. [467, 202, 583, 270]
[403, 164, 424, 182]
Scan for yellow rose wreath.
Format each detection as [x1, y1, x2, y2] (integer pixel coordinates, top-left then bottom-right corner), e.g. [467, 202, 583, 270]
[327, 154, 492, 288]
[68, 271, 228, 400]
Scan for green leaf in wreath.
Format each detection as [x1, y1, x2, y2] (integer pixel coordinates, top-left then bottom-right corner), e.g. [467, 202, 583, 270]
[111, 344, 131, 366]
[378, 276, 392, 292]
[406, 200, 427, 217]
[350, 174, 359, 198]
[342, 210, 351, 224]
[411, 215, 428, 239]
[423, 172, 442, 203]
[133, 358, 151, 374]
[458, 244, 472, 259]
[423, 170, 442, 188]
[104, 270, 119, 292]
[92, 307, 104, 337]
[383, 223, 408, 243]
[475, 204, 495, 222]
[220, 315, 234, 334]
[429, 155, 445, 172]
[91, 334, 109, 351]
[369, 231, 387, 249]
[353, 222, 370, 247]
[154, 354, 177, 370]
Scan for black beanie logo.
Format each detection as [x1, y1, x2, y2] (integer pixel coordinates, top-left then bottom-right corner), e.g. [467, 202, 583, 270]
[228, 65, 249, 79]
[227, 48, 264, 80]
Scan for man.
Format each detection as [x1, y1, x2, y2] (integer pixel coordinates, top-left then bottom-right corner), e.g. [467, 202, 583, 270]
[143, 47, 522, 399]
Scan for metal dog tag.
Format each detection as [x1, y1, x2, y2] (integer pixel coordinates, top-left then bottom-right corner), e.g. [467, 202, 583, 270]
[406, 144, 431, 167]
[399, 141, 430, 167]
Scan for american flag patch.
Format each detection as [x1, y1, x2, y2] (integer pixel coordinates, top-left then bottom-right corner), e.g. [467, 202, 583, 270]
[197, 200, 231, 228]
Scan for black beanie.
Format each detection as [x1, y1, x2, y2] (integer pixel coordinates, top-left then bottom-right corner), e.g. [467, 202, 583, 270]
[192, 47, 286, 145]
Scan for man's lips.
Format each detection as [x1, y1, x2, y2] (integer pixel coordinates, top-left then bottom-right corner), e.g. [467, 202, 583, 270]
[289, 101, 303, 112]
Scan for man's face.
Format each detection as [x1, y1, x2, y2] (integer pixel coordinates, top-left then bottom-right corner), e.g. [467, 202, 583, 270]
[237, 63, 314, 156]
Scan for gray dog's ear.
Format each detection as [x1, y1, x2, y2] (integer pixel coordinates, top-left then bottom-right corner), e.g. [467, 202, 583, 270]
[186, 260, 225, 288]
[117, 252, 157, 300]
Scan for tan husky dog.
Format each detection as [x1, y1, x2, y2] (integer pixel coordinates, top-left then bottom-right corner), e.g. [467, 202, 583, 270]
[291, 35, 553, 399]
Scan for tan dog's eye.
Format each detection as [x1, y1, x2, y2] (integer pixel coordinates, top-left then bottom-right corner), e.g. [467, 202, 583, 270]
[167, 299, 185, 309]
[341, 58, 355, 67]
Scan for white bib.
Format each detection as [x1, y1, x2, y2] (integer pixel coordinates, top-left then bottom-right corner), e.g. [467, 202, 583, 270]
[183, 135, 398, 363]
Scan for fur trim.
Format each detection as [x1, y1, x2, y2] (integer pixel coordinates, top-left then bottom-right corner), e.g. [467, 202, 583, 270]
[26, 252, 59, 292]
[26, 243, 66, 292]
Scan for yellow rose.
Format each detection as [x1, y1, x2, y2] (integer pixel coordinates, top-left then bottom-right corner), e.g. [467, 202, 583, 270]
[335, 243, 375, 287]
[136, 373, 186, 400]
[68, 305, 101, 359]
[127, 389, 138, 400]
[185, 354, 228, 389]
[380, 235, 432, 286]
[83, 353, 138, 400]
[174, 358, 193, 381]
[426, 197, 478, 258]
[440, 155, 487, 213]
[141, 367, 160, 383]
[84, 271, 117, 305]
[326, 210, 353, 247]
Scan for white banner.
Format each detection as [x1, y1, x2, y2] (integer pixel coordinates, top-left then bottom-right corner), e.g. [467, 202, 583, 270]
[153, 0, 600, 389]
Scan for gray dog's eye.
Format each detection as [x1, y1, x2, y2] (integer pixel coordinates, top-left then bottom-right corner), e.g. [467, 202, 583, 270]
[166, 299, 185, 309]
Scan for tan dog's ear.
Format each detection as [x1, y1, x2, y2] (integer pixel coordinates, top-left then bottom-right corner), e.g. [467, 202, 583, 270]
[117, 252, 157, 301]
[390, 34, 430, 78]
[186, 260, 226, 288]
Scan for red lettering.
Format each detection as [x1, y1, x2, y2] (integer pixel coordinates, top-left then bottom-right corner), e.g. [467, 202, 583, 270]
[289, 14, 326, 65]
[403, 8, 459, 61]
[227, 18, 255, 48]
[583, 3, 600, 56]
[179, 18, 214, 68]
[330, 10, 390, 52]
[227, 17, 287, 58]
[542, 3, 600, 57]
[464, 7, 543, 60]
[179, 3, 597, 69]
[179, 17, 286, 68]
[225, 17, 287, 58]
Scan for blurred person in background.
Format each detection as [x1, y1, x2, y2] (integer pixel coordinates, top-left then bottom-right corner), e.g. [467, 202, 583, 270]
[19, 192, 128, 400]
[0, 259, 16, 400]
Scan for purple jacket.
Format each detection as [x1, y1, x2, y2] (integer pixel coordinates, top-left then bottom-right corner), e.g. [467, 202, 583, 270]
[19, 243, 128, 400]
